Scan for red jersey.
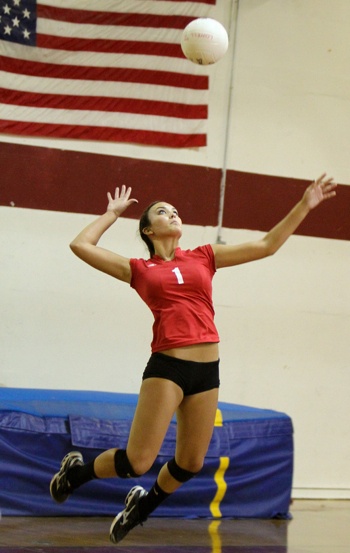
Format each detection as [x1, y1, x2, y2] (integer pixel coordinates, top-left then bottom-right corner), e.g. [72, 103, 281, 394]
[130, 245, 220, 353]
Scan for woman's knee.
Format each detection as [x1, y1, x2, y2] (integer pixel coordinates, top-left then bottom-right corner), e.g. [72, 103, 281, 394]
[168, 457, 204, 482]
[120, 448, 156, 477]
[113, 449, 153, 478]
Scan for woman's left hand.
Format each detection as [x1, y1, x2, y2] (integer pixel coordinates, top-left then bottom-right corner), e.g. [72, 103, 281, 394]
[303, 173, 337, 210]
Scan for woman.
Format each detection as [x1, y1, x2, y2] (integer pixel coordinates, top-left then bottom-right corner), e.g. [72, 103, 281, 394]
[50, 173, 336, 544]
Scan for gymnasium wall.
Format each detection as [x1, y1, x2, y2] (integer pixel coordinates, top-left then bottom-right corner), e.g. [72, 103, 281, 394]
[1, 0, 349, 500]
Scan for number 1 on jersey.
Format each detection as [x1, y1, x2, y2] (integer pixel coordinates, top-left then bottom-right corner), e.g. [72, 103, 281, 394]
[172, 267, 184, 284]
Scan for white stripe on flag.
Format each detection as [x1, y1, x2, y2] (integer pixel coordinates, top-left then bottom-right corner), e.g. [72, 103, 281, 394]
[0, 71, 208, 103]
[1, 103, 207, 134]
[38, 19, 181, 44]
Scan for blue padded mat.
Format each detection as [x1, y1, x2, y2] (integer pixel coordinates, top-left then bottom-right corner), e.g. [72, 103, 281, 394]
[0, 388, 293, 518]
[0, 387, 290, 421]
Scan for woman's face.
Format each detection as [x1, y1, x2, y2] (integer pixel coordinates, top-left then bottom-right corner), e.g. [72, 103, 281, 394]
[145, 202, 182, 239]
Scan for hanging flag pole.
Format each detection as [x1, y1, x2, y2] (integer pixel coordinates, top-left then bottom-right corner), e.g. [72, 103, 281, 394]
[216, 0, 240, 244]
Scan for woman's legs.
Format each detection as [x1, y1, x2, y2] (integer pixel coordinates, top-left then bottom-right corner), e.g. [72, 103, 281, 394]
[157, 387, 219, 493]
[110, 386, 219, 543]
[51, 376, 219, 543]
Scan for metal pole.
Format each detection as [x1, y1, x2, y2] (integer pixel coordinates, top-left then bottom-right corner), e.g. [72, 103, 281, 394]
[216, 0, 240, 244]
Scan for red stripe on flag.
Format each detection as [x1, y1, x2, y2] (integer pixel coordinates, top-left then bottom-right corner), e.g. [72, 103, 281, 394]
[0, 56, 208, 89]
[37, 5, 196, 29]
[37, 34, 184, 58]
[0, 87, 207, 119]
[0, 119, 207, 148]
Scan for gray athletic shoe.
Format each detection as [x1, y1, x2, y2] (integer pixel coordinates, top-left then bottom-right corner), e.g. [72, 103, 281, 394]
[110, 485, 148, 544]
[50, 451, 84, 503]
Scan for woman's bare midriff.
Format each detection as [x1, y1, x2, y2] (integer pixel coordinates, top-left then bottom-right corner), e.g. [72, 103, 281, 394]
[160, 342, 219, 363]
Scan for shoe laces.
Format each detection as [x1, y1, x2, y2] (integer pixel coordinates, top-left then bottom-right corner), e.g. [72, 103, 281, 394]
[57, 469, 71, 492]
[120, 503, 137, 526]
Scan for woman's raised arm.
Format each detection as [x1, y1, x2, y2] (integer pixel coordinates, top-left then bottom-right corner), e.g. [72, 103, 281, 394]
[212, 173, 337, 269]
[70, 185, 138, 283]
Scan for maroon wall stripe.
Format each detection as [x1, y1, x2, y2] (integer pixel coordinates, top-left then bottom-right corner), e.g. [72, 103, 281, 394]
[0, 142, 221, 226]
[1, 142, 348, 240]
[224, 170, 349, 241]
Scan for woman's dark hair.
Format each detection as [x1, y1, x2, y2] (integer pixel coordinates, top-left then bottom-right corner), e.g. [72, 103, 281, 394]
[139, 201, 160, 257]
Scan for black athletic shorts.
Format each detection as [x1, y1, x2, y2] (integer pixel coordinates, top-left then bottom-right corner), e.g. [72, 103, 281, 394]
[142, 352, 220, 396]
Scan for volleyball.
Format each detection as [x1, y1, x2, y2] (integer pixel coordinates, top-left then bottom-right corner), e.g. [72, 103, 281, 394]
[181, 18, 229, 65]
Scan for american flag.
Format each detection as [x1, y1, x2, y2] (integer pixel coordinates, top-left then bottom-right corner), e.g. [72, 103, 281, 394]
[0, 0, 217, 148]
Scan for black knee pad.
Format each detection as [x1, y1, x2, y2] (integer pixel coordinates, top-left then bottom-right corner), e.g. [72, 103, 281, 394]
[167, 457, 198, 483]
[114, 449, 140, 479]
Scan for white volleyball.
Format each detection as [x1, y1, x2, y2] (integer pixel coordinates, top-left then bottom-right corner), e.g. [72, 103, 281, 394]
[181, 18, 229, 65]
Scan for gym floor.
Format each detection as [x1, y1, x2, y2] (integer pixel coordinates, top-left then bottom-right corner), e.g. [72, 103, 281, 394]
[0, 500, 348, 552]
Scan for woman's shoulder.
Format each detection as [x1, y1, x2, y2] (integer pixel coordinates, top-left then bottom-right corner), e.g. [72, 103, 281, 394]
[130, 257, 154, 268]
[180, 244, 214, 259]
[179, 244, 213, 255]
[178, 245, 215, 271]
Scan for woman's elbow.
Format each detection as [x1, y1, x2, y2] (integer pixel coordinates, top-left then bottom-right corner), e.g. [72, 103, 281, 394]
[260, 239, 278, 258]
[70, 239, 83, 256]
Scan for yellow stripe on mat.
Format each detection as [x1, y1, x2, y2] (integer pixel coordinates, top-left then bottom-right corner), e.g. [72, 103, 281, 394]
[210, 409, 230, 518]
[214, 408, 224, 427]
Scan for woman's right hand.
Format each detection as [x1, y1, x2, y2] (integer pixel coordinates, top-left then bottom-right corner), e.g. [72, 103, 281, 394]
[107, 185, 138, 216]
